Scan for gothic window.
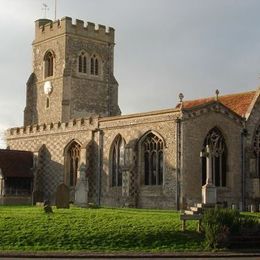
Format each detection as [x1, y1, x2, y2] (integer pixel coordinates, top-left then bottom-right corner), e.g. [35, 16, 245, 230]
[78, 51, 87, 73]
[66, 141, 81, 187]
[253, 125, 260, 178]
[201, 127, 227, 187]
[91, 55, 99, 75]
[142, 133, 164, 185]
[44, 51, 54, 78]
[111, 135, 125, 187]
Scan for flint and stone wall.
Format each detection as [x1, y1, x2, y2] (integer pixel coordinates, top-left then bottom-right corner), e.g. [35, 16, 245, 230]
[24, 17, 120, 126]
[244, 96, 260, 204]
[7, 109, 179, 209]
[180, 105, 244, 208]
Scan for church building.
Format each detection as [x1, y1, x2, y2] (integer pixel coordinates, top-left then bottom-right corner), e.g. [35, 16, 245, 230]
[4, 17, 260, 210]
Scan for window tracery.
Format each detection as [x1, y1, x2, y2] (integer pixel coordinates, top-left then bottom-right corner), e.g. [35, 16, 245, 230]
[90, 54, 99, 75]
[111, 135, 125, 187]
[201, 127, 227, 187]
[67, 142, 81, 187]
[78, 51, 87, 73]
[142, 133, 164, 185]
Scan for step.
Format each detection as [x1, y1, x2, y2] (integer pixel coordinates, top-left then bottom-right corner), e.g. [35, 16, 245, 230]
[196, 203, 203, 208]
[184, 210, 195, 215]
[190, 206, 203, 213]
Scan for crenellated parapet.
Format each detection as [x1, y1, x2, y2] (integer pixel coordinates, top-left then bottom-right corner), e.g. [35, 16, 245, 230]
[7, 117, 99, 138]
[34, 16, 115, 44]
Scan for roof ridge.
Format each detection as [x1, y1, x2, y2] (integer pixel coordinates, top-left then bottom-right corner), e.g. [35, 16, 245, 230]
[183, 90, 255, 103]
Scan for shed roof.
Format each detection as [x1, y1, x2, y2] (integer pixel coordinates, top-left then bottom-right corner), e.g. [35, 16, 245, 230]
[0, 149, 33, 178]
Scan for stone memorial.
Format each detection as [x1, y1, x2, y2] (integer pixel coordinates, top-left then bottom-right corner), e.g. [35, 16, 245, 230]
[202, 145, 217, 205]
[75, 164, 89, 207]
[56, 183, 70, 209]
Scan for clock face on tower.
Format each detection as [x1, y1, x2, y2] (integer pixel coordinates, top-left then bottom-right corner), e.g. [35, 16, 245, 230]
[43, 81, 53, 95]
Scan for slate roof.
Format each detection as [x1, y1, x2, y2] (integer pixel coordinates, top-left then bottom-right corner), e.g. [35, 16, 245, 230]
[0, 149, 33, 178]
[177, 90, 256, 117]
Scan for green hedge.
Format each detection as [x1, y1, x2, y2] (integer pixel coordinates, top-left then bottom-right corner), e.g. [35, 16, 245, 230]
[201, 208, 259, 249]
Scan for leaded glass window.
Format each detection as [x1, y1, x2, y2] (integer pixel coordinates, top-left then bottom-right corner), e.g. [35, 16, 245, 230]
[91, 55, 99, 75]
[111, 135, 125, 187]
[201, 127, 227, 187]
[44, 51, 54, 78]
[78, 51, 87, 73]
[67, 142, 81, 187]
[142, 133, 164, 185]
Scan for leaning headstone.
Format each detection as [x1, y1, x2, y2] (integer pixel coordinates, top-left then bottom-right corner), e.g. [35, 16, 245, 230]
[56, 183, 70, 209]
[43, 200, 53, 213]
[75, 164, 89, 207]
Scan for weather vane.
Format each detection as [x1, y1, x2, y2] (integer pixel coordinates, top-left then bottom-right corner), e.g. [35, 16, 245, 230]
[42, 3, 49, 18]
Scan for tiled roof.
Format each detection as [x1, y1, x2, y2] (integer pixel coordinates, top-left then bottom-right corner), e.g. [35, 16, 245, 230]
[0, 149, 33, 178]
[177, 91, 256, 117]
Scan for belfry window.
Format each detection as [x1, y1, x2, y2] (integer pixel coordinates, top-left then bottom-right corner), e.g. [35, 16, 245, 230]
[253, 125, 260, 178]
[111, 135, 125, 187]
[201, 127, 227, 187]
[78, 52, 87, 73]
[44, 51, 54, 78]
[67, 141, 81, 187]
[142, 133, 164, 185]
[91, 55, 99, 75]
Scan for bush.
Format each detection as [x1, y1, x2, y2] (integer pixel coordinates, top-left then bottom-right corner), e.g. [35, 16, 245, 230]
[239, 215, 260, 235]
[201, 208, 240, 249]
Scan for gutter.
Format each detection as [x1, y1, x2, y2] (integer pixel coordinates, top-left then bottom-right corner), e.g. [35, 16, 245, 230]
[176, 117, 181, 210]
[96, 129, 103, 206]
[241, 128, 247, 211]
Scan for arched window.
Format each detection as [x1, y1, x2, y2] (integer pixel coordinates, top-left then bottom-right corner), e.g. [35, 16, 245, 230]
[46, 97, 50, 108]
[78, 51, 87, 73]
[142, 133, 164, 185]
[201, 127, 227, 187]
[44, 51, 54, 78]
[66, 141, 81, 187]
[111, 135, 125, 187]
[253, 125, 260, 178]
[90, 54, 99, 75]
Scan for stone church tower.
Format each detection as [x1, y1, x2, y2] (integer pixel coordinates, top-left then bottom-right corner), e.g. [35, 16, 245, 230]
[24, 17, 121, 126]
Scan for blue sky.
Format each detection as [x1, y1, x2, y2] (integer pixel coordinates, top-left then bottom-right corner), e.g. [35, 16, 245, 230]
[1, 0, 260, 147]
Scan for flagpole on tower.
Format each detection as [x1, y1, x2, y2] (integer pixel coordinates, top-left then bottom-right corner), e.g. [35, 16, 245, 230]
[54, 0, 57, 20]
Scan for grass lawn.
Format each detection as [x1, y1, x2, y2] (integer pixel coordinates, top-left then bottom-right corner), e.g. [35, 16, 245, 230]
[0, 206, 204, 252]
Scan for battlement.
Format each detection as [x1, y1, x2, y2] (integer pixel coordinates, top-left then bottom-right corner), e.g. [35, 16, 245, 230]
[34, 16, 115, 44]
[7, 117, 98, 139]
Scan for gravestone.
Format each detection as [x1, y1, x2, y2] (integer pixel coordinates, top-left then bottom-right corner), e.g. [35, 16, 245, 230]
[56, 183, 70, 209]
[75, 164, 89, 207]
[43, 200, 53, 213]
